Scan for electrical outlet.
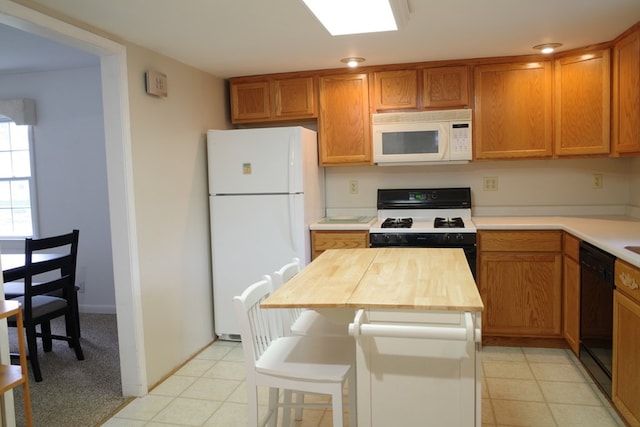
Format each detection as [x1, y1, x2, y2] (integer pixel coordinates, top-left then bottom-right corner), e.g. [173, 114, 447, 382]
[483, 176, 498, 191]
[349, 180, 359, 195]
[592, 174, 603, 189]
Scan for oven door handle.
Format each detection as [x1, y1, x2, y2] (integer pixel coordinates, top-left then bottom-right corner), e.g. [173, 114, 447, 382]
[349, 309, 480, 342]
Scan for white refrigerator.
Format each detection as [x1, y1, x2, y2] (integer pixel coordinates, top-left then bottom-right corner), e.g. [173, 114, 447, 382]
[207, 126, 324, 340]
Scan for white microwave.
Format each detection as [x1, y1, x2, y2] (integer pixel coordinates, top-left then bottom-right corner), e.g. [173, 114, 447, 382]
[372, 109, 472, 165]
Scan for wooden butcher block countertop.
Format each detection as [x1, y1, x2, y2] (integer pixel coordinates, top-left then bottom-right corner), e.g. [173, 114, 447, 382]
[262, 248, 484, 311]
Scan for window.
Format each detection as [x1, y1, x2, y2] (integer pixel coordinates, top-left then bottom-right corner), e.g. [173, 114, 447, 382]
[0, 120, 35, 237]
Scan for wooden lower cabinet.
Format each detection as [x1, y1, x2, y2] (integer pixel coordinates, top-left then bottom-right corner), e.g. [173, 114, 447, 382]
[478, 231, 563, 340]
[613, 260, 640, 427]
[311, 230, 369, 260]
[562, 233, 581, 355]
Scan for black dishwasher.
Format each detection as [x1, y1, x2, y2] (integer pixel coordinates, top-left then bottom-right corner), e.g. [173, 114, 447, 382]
[579, 241, 616, 398]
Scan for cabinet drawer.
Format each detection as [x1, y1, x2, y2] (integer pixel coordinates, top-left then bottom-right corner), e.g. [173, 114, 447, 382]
[563, 232, 581, 261]
[616, 259, 640, 303]
[479, 230, 562, 252]
[311, 230, 369, 260]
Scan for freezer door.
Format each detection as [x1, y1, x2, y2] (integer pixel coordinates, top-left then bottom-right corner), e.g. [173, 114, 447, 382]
[210, 193, 308, 338]
[207, 127, 306, 195]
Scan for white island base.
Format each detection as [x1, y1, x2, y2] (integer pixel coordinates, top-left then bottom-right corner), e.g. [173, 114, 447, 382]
[349, 309, 482, 427]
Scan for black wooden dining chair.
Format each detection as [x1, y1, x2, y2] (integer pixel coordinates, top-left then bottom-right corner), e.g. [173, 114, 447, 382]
[7, 229, 84, 382]
[4, 230, 82, 338]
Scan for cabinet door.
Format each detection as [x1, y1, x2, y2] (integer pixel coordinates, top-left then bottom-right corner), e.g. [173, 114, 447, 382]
[372, 70, 418, 111]
[563, 233, 581, 355]
[318, 73, 371, 165]
[230, 81, 271, 122]
[555, 49, 611, 156]
[613, 291, 640, 427]
[311, 230, 369, 260]
[613, 29, 640, 155]
[423, 65, 470, 108]
[273, 76, 317, 119]
[563, 255, 580, 355]
[474, 61, 553, 159]
[479, 252, 562, 337]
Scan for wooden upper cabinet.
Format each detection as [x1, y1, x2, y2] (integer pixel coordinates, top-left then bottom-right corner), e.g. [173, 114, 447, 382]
[318, 73, 371, 166]
[422, 65, 470, 108]
[554, 49, 611, 156]
[273, 77, 317, 119]
[230, 81, 271, 122]
[613, 27, 640, 155]
[372, 70, 418, 111]
[230, 75, 317, 123]
[474, 61, 553, 159]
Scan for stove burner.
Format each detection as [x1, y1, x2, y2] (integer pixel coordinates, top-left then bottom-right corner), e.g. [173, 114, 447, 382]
[381, 217, 413, 229]
[434, 217, 465, 228]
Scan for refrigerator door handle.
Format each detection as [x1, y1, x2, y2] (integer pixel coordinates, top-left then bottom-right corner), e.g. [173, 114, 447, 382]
[288, 195, 298, 254]
[288, 134, 295, 194]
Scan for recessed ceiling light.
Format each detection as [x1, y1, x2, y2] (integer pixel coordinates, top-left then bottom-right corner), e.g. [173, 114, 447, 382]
[533, 43, 563, 54]
[340, 57, 366, 68]
[302, 0, 409, 36]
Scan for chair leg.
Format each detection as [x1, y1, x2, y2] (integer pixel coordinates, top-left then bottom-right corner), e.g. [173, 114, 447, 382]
[331, 384, 345, 427]
[66, 292, 81, 341]
[348, 369, 357, 427]
[25, 325, 42, 383]
[70, 316, 84, 361]
[282, 390, 292, 427]
[267, 387, 279, 427]
[66, 290, 81, 343]
[294, 392, 304, 421]
[246, 379, 260, 427]
[40, 321, 53, 352]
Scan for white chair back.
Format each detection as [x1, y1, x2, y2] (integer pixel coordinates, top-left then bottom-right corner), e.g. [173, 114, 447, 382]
[273, 257, 301, 286]
[233, 275, 282, 363]
[273, 258, 302, 335]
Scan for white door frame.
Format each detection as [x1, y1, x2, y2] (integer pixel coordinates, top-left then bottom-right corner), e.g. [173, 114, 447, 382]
[0, 0, 147, 398]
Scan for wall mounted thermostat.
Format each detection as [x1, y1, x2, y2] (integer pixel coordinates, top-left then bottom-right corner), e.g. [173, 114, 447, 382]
[145, 69, 168, 97]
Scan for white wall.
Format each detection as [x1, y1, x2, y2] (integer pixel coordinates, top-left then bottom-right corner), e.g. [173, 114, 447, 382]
[123, 42, 229, 386]
[0, 66, 116, 312]
[325, 157, 635, 216]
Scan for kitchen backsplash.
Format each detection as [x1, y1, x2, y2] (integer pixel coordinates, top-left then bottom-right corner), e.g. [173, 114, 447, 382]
[324, 157, 637, 218]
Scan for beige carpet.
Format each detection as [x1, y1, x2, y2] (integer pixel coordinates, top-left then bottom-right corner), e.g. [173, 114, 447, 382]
[9, 313, 130, 426]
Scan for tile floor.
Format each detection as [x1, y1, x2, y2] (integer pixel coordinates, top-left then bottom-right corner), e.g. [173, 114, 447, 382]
[101, 341, 625, 426]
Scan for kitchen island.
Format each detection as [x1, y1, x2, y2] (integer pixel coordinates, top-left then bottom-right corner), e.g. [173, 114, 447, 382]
[262, 247, 484, 426]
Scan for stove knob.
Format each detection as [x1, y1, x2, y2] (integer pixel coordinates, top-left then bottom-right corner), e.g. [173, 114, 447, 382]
[456, 234, 465, 241]
[444, 233, 451, 241]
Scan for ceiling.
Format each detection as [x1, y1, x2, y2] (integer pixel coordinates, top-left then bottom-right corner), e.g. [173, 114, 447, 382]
[3, 0, 640, 79]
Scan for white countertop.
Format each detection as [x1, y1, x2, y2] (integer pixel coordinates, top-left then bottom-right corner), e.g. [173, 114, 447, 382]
[311, 214, 640, 268]
[472, 215, 640, 268]
[310, 217, 377, 230]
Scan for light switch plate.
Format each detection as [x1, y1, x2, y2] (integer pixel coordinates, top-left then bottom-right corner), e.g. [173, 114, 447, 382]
[145, 69, 168, 97]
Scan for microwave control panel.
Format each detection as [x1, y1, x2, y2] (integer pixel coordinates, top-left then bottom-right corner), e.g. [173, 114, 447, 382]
[450, 122, 472, 159]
